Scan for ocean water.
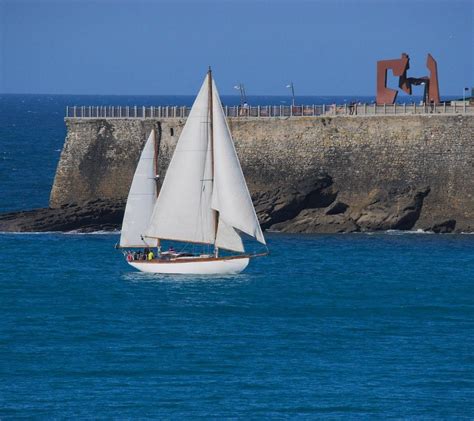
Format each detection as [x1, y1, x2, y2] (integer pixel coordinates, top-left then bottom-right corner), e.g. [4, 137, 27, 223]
[0, 95, 473, 418]
[1, 232, 473, 418]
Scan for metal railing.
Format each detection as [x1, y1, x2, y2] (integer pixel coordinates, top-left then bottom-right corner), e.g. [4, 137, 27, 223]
[65, 103, 474, 119]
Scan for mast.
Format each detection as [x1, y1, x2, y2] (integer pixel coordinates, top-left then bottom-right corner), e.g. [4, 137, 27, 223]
[152, 128, 162, 256]
[208, 66, 219, 257]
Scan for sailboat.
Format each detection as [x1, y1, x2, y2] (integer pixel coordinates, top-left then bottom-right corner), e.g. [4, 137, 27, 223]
[117, 68, 267, 274]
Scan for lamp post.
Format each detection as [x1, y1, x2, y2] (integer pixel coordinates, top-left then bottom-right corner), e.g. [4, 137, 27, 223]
[286, 82, 295, 106]
[419, 81, 426, 105]
[234, 83, 247, 106]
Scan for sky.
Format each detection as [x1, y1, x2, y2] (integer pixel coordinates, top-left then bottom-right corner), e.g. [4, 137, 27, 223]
[0, 0, 472, 96]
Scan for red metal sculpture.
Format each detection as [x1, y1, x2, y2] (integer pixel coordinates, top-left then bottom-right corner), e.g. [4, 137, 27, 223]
[376, 53, 440, 105]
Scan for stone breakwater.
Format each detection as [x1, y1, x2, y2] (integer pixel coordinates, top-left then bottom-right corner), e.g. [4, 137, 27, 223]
[1, 114, 473, 233]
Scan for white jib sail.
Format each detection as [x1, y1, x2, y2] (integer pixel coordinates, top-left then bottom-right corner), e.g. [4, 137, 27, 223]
[211, 80, 266, 251]
[119, 129, 158, 248]
[145, 75, 216, 245]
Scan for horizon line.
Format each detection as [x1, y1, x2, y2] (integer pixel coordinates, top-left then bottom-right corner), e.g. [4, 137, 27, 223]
[0, 92, 464, 97]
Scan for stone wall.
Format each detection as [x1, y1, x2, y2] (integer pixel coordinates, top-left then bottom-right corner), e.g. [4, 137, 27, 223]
[50, 114, 474, 232]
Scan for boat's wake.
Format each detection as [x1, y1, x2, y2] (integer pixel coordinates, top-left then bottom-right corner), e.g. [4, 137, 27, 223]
[120, 271, 251, 284]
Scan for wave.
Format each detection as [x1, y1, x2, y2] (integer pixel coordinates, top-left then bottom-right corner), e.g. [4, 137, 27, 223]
[0, 231, 60, 235]
[266, 229, 438, 236]
[0, 230, 119, 236]
[382, 229, 435, 235]
[63, 229, 120, 235]
[121, 271, 251, 284]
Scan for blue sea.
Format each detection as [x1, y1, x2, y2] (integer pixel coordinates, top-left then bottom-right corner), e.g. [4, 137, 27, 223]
[1, 95, 473, 418]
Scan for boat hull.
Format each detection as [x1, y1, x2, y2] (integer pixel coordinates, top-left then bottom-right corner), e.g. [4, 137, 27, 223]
[128, 256, 250, 274]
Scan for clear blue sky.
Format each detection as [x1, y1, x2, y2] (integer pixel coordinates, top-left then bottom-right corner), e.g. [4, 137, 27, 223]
[0, 0, 472, 95]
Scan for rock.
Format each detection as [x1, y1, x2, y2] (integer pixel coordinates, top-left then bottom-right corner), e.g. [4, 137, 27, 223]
[253, 173, 338, 229]
[253, 179, 434, 234]
[0, 180, 459, 235]
[271, 208, 359, 233]
[325, 201, 349, 215]
[353, 187, 430, 231]
[0, 199, 124, 232]
[430, 219, 456, 233]
[257, 181, 432, 234]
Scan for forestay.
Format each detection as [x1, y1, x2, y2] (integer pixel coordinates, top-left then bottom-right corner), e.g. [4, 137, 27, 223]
[119, 130, 158, 248]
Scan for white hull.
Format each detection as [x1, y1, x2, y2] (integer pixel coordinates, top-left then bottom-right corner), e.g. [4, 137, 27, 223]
[128, 256, 250, 274]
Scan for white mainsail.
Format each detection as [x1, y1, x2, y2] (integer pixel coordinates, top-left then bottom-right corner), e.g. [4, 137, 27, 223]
[119, 130, 158, 248]
[210, 80, 266, 251]
[144, 73, 265, 253]
[145, 75, 216, 245]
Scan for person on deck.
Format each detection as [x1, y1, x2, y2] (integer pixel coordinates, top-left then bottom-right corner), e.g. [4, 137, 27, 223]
[148, 250, 155, 261]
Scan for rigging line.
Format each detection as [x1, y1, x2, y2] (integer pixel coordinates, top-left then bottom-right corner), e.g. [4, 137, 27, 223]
[177, 240, 188, 255]
[208, 68, 219, 253]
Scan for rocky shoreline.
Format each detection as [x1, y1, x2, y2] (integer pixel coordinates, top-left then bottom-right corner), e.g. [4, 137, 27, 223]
[1, 173, 468, 234]
[254, 173, 463, 233]
[0, 200, 124, 233]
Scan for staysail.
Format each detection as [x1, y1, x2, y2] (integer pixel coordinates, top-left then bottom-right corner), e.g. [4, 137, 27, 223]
[145, 75, 216, 245]
[119, 130, 158, 248]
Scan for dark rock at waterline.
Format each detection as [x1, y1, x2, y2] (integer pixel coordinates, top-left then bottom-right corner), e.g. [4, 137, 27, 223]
[253, 174, 358, 233]
[430, 219, 456, 233]
[271, 209, 360, 234]
[350, 187, 431, 232]
[0, 181, 466, 234]
[251, 172, 435, 233]
[253, 173, 338, 229]
[0, 199, 124, 233]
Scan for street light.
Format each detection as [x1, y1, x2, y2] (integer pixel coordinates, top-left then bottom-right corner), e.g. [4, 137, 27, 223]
[417, 81, 433, 105]
[419, 81, 426, 105]
[463, 87, 469, 103]
[286, 82, 295, 106]
[234, 83, 247, 106]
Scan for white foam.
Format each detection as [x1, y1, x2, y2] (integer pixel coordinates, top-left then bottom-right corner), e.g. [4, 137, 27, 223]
[63, 229, 120, 235]
[0, 231, 57, 235]
[0, 230, 119, 236]
[384, 229, 435, 235]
